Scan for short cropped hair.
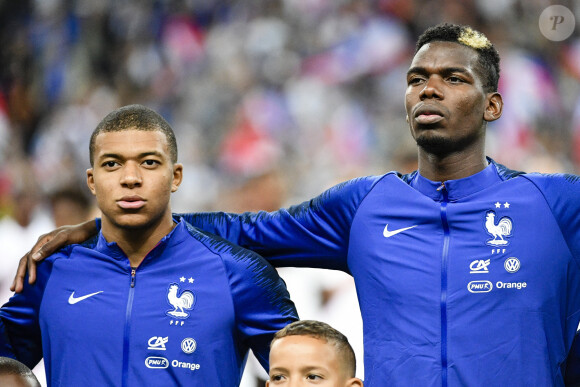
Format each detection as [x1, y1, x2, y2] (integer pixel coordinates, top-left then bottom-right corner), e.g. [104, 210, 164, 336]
[89, 104, 178, 166]
[415, 23, 500, 92]
[272, 320, 357, 377]
[0, 357, 41, 386]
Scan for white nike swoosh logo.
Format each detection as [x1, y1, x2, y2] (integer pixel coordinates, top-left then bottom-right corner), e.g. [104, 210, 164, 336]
[383, 224, 417, 238]
[68, 291, 104, 305]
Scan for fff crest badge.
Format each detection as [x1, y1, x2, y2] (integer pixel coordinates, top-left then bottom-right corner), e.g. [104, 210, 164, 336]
[166, 283, 195, 319]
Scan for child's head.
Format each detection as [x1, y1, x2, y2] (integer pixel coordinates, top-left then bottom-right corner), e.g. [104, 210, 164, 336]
[267, 320, 363, 386]
[0, 357, 41, 387]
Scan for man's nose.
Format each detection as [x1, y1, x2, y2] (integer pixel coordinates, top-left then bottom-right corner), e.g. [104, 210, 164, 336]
[120, 163, 142, 187]
[420, 76, 443, 99]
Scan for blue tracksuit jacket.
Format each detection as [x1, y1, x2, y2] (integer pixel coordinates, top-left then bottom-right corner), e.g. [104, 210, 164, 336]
[183, 160, 580, 387]
[0, 218, 298, 386]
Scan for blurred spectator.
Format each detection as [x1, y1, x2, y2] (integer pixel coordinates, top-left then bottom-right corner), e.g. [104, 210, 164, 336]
[0, 163, 52, 387]
[49, 186, 96, 227]
[0, 163, 53, 304]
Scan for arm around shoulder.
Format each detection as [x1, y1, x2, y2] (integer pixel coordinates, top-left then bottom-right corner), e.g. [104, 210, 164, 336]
[181, 175, 382, 270]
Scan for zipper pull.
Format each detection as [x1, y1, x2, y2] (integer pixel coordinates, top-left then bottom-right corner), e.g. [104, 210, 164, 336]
[130, 268, 136, 288]
[437, 182, 446, 191]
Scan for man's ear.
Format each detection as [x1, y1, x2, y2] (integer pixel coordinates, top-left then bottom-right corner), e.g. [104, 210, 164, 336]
[171, 163, 183, 193]
[483, 92, 503, 122]
[86, 168, 96, 195]
[346, 377, 364, 387]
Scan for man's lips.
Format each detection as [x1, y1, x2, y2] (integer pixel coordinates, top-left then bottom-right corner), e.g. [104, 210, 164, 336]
[415, 113, 443, 124]
[117, 197, 146, 209]
[413, 105, 445, 125]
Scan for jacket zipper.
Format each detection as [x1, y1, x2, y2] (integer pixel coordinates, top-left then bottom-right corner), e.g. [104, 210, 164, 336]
[122, 268, 137, 387]
[439, 183, 450, 387]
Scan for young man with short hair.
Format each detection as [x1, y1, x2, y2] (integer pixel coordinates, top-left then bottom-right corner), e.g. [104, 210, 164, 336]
[0, 104, 298, 386]
[267, 320, 363, 387]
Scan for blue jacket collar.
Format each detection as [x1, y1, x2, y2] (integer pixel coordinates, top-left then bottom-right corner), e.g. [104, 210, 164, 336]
[409, 159, 502, 202]
[95, 217, 187, 261]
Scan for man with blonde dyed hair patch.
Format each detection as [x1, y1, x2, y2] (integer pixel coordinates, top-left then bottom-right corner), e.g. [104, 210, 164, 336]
[267, 320, 363, 387]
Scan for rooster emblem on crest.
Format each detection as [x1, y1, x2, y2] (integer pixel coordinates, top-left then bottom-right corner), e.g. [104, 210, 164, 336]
[485, 211, 512, 246]
[166, 283, 195, 319]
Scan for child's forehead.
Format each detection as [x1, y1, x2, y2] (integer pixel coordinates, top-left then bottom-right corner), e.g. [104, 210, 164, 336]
[280, 334, 327, 343]
[273, 334, 334, 354]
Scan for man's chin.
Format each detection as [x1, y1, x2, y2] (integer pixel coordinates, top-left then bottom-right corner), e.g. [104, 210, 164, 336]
[415, 135, 457, 155]
[111, 214, 153, 230]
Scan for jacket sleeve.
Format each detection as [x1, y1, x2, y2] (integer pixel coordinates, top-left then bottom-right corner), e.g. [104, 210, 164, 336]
[524, 173, 580, 384]
[0, 257, 55, 369]
[180, 176, 381, 272]
[221, 244, 299, 371]
[523, 173, 580, 264]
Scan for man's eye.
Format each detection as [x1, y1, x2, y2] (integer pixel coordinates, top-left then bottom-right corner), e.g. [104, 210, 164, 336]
[306, 374, 322, 380]
[270, 374, 285, 381]
[408, 77, 424, 85]
[143, 160, 159, 167]
[448, 76, 464, 83]
[103, 161, 118, 168]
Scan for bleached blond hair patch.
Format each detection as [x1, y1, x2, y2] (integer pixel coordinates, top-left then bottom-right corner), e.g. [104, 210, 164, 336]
[457, 27, 492, 49]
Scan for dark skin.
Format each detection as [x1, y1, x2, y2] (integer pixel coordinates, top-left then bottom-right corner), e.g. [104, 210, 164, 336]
[11, 41, 503, 293]
[405, 41, 502, 181]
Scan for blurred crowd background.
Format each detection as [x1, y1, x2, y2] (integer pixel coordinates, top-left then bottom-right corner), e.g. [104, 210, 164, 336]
[0, 0, 579, 385]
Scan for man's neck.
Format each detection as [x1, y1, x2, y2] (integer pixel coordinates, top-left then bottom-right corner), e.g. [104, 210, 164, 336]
[101, 216, 176, 267]
[417, 150, 488, 182]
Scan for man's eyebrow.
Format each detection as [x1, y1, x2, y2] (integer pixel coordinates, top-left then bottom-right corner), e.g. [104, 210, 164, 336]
[138, 151, 164, 158]
[441, 67, 472, 76]
[98, 152, 122, 160]
[406, 66, 427, 77]
[98, 151, 163, 160]
[406, 66, 472, 77]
